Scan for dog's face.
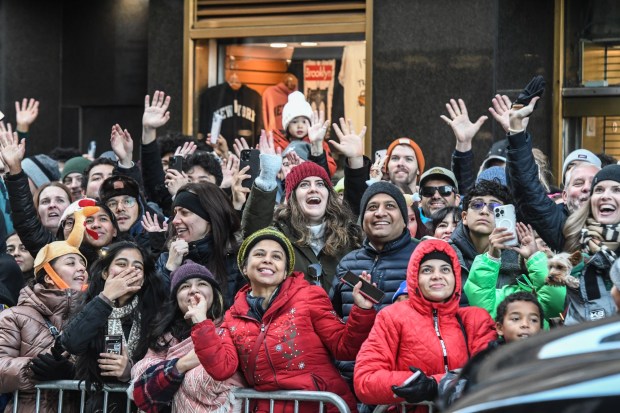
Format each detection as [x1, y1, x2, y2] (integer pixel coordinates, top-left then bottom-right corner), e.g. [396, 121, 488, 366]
[546, 251, 582, 288]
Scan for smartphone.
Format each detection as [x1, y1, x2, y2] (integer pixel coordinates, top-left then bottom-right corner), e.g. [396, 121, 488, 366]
[169, 155, 184, 172]
[375, 149, 387, 162]
[210, 113, 223, 145]
[104, 335, 123, 355]
[340, 271, 385, 304]
[88, 140, 97, 159]
[494, 204, 518, 247]
[240, 149, 260, 189]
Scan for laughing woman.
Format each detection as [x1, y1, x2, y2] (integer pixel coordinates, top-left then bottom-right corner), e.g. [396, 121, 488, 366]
[62, 241, 167, 412]
[562, 164, 620, 325]
[156, 182, 244, 308]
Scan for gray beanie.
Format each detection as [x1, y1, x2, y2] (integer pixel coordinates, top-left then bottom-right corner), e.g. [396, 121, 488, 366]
[22, 155, 60, 188]
[360, 181, 408, 226]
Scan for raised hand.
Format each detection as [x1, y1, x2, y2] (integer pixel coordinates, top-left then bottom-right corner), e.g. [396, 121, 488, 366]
[110, 124, 134, 167]
[440, 98, 487, 152]
[142, 91, 171, 144]
[487, 227, 517, 259]
[220, 154, 239, 189]
[184, 293, 208, 324]
[508, 96, 539, 132]
[232, 137, 251, 159]
[174, 141, 197, 159]
[15, 98, 40, 132]
[165, 168, 189, 197]
[330, 117, 366, 166]
[369, 156, 386, 181]
[488, 94, 512, 133]
[141, 211, 168, 233]
[511, 222, 538, 260]
[207, 134, 230, 160]
[307, 110, 330, 155]
[258, 129, 277, 155]
[0, 123, 26, 175]
[232, 164, 251, 210]
[352, 271, 376, 310]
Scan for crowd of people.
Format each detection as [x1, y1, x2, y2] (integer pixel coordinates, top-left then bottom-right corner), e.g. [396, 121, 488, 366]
[0, 76, 619, 413]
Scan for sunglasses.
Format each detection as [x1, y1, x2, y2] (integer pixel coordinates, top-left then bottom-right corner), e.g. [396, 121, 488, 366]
[420, 185, 455, 198]
[468, 200, 503, 212]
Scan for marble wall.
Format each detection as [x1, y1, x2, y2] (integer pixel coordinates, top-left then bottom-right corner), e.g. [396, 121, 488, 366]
[372, 0, 554, 173]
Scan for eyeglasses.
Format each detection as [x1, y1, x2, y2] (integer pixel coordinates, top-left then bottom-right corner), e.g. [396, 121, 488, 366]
[420, 185, 455, 198]
[468, 200, 503, 212]
[106, 196, 137, 210]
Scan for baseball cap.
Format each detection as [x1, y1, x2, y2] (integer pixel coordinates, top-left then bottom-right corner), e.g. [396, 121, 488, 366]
[419, 167, 458, 189]
[480, 139, 508, 170]
[562, 149, 602, 182]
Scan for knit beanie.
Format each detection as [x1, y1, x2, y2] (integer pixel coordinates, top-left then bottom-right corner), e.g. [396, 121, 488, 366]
[476, 166, 507, 186]
[284, 162, 332, 200]
[359, 181, 408, 226]
[420, 250, 452, 266]
[22, 155, 60, 188]
[61, 156, 92, 181]
[562, 149, 601, 182]
[392, 280, 408, 303]
[99, 175, 141, 204]
[281, 91, 313, 132]
[0, 251, 24, 307]
[591, 164, 620, 193]
[238, 227, 295, 276]
[386, 138, 425, 175]
[173, 189, 210, 223]
[169, 259, 221, 298]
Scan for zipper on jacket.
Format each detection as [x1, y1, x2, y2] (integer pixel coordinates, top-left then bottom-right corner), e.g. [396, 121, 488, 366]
[433, 309, 449, 373]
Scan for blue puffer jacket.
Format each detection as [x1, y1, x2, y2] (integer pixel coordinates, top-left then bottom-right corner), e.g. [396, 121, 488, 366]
[330, 229, 418, 320]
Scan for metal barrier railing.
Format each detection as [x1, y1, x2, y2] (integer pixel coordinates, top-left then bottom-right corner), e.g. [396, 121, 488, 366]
[372, 401, 435, 413]
[12, 381, 352, 413]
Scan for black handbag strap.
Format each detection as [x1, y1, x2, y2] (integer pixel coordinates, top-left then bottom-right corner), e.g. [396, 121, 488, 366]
[455, 313, 470, 359]
[43, 317, 60, 340]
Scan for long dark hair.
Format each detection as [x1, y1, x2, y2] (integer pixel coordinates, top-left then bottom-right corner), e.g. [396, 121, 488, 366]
[148, 279, 225, 353]
[167, 183, 241, 286]
[73, 241, 167, 390]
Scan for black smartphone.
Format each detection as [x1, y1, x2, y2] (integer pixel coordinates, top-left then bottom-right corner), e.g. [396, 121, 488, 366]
[169, 155, 184, 172]
[340, 271, 385, 304]
[104, 335, 123, 355]
[240, 149, 260, 189]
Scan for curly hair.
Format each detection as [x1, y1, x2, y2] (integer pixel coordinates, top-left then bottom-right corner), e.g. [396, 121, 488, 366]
[273, 185, 362, 256]
[495, 291, 544, 324]
[462, 179, 513, 210]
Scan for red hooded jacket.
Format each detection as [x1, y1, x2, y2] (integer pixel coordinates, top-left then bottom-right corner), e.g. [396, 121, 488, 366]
[192, 272, 376, 413]
[353, 239, 497, 410]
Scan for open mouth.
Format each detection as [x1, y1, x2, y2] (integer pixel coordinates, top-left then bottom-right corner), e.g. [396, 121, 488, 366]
[373, 220, 391, 227]
[73, 274, 86, 282]
[306, 197, 321, 205]
[48, 212, 59, 219]
[176, 227, 188, 236]
[599, 204, 617, 216]
[517, 333, 530, 339]
[258, 267, 275, 276]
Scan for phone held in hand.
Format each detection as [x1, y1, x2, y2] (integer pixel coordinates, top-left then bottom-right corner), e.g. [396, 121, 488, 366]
[104, 335, 123, 355]
[210, 113, 223, 145]
[494, 204, 518, 247]
[340, 271, 385, 304]
[169, 155, 184, 173]
[240, 149, 260, 189]
[88, 140, 97, 159]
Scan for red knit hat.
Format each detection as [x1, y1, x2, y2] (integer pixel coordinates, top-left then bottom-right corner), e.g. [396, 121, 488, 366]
[285, 162, 332, 200]
[385, 137, 425, 174]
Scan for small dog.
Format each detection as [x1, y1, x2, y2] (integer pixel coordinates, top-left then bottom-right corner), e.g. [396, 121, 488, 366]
[546, 251, 582, 289]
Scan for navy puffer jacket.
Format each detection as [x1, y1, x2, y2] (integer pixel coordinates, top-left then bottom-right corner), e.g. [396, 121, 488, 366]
[331, 229, 418, 320]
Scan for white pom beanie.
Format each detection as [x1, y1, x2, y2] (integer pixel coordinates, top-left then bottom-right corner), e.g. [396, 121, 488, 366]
[281, 91, 313, 132]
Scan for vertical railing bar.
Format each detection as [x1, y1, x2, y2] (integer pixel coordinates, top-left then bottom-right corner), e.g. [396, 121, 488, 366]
[270, 398, 275, 413]
[57, 388, 64, 412]
[244, 397, 250, 413]
[80, 388, 86, 413]
[294, 399, 299, 413]
[319, 400, 324, 413]
[35, 387, 42, 413]
[103, 389, 109, 412]
[12, 389, 18, 413]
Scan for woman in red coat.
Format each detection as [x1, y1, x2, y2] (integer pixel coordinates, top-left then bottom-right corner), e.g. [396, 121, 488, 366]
[354, 238, 497, 411]
[191, 227, 377, 413]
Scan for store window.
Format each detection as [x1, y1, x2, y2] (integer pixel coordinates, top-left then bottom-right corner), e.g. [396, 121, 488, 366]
[194, 35, 366, 150]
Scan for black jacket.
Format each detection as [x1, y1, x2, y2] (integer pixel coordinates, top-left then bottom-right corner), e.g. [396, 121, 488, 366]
[330, 229, 418, 319]
[506, 131, 568, 251]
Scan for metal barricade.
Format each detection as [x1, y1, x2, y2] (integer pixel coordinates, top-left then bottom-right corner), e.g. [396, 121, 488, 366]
[12, 381, 351, 413]
[233, 388, 351, 413]
[372, 401, 435, 413]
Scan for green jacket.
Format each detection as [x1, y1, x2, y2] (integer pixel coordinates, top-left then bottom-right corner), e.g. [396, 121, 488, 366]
[464, 251, 566, 328]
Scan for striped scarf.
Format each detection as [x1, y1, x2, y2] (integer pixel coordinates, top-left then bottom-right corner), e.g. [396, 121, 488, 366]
[107, 295, 141, 359]
[580, 218, 620, 266]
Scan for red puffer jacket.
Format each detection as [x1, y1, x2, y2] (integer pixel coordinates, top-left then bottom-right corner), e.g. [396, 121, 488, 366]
[192, 272, 376, 413]
[354, 239, 497, 410]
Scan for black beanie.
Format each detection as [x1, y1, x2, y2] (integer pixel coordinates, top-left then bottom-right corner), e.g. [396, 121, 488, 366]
[0, 252, 25, 307]
[359, 181, 408, 225]
[420, 250, 452, 267]
[591, 164, 620, 193]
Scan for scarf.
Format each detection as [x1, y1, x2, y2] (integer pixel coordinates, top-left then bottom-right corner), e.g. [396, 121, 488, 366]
[307, 223, 326, 256]
[107, 295, 141, 359]
[578, 218, 620, 300]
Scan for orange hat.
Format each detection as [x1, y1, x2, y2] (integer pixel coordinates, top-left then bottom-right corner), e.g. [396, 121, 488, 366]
[385, 137, 425, 174]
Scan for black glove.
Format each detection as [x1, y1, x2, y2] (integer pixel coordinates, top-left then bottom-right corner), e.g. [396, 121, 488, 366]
[391, 367, 438, 404]
[513, 75, 546, 108]
[30, 343, 75, 381]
